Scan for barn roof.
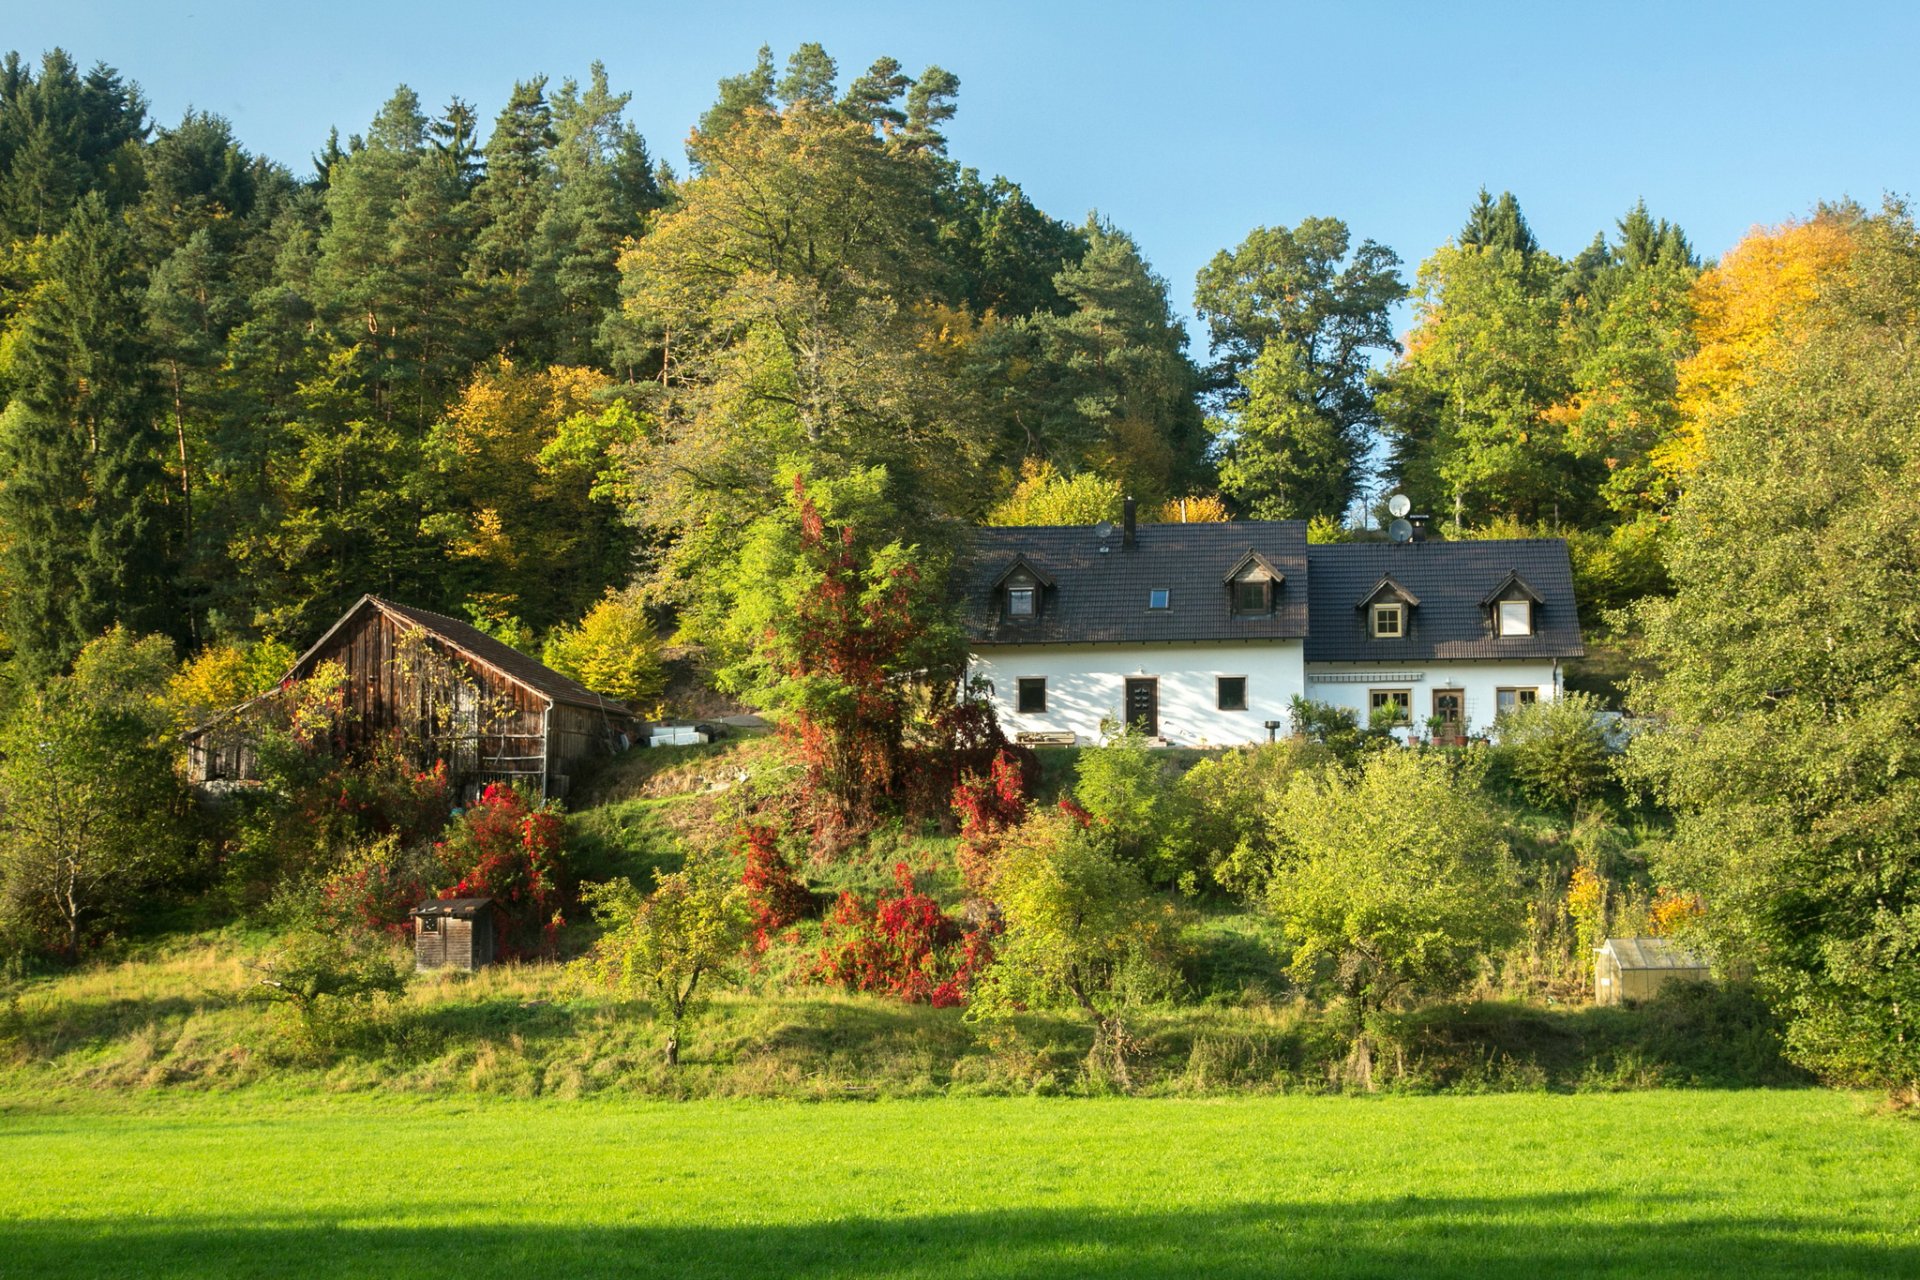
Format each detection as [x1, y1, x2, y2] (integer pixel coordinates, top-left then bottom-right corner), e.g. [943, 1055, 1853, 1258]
[1304, 540, 1583, 662]
[1598, 937, 1708, 971]
[960, 521, 1310, 646]
[291, 595, 631, 714]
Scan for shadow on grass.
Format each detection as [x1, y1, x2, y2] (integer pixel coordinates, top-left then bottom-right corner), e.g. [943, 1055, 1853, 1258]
[1, 995, 224, 1054]
[3, 1194, 1909, 1279]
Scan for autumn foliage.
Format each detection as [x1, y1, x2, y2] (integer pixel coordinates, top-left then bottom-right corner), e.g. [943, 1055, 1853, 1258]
[770, 478, 942, 846]
[952, 748, 1033, 892]
[435, 783, 568, 958]
[812, 862, 995, 1007]
[738, 825, 811, 951]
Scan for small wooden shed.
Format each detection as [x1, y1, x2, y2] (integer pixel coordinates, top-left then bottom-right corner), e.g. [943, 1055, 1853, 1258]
[411, 897, 496, 972]
[1594, 937, 1709, 1006]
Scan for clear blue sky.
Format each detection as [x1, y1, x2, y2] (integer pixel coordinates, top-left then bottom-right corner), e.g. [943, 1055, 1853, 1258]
[19, 1, 1920, 341]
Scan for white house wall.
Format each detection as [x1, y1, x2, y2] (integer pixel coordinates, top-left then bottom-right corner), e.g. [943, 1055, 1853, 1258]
[969, 642, 1305, 747]
[1303, 659, 1563, 741]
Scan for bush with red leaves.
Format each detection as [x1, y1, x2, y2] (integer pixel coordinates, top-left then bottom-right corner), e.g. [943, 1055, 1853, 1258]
[812, 862, 995, 1007]
[436, 783, 568, 958]
[739, 825, 810, 951]
[952, 748, 1033, 892]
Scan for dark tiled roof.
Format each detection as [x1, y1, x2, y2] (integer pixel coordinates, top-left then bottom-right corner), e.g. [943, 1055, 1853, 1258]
[961, 522, 1310, 645]
[1304, 540, 1584, 662]
[292, 595, 632, 713]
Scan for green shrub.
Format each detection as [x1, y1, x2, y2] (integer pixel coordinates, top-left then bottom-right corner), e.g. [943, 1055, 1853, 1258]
[1491, 691, 1613, 811]
[1073, 728, 1179, 883]
[247, 928, 409, 1059]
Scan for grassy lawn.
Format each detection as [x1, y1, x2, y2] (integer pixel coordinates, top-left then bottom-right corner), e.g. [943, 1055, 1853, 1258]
[2, 1090, 1915, 1278]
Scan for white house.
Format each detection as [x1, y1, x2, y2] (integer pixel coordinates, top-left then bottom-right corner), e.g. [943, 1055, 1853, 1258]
[961, 502, 1582, 747]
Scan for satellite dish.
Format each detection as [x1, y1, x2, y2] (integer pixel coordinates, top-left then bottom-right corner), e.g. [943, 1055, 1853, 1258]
[1388, 518, 1414, 544]
[1387, 493, 1412, 518]
[1094, 520, 1115, 541]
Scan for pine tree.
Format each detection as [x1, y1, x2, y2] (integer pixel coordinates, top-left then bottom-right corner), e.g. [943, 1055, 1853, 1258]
[0, 195, 174, 673]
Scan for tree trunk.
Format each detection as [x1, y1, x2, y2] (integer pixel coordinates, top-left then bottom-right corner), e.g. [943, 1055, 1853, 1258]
[664, 1033, 679, 1066]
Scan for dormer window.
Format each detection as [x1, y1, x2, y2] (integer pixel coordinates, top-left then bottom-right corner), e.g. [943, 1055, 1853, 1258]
[1481, 570, 1544, 639]
[1358, 574, 1418, 640]
[1224, 550, 1284, 619]
[992, 555, 1053, 622]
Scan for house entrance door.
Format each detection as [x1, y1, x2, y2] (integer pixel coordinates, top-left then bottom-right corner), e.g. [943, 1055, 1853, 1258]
[1125, 678, 1159, 738]
[1432, 689, 1464, 742]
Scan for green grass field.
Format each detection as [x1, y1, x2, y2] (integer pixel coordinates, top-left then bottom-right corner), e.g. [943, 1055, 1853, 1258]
[3, 1090, 1915, 1278]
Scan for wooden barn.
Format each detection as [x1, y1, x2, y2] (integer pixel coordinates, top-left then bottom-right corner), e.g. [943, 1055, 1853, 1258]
[184, 595, 637, 799]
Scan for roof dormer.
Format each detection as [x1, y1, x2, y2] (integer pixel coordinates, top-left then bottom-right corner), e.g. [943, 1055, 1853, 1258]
[991, 554, 1054, 622]
[1482, 570, 1543, 637]
[1224, 549, 1285, 617]
[1356, 575, 1419, 640]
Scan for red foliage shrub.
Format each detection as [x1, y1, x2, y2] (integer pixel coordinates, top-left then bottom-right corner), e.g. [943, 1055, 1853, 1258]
[318, 838, 436, 940]
[770, 480, 928, 847]
[812, 862, 996, 1006]
[903, 697, 1034, 825]
[739, 825, 810, 951]
[952, 748, 1033, 892]
[436, 783, 568, 958]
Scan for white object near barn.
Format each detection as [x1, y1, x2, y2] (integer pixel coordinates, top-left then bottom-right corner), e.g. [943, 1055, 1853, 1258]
[1594, 937, 1710, 1006]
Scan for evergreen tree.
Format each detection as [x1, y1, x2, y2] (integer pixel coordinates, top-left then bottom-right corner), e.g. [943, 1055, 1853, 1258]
[777, 43, 838, 109]
[0, 195, 174, 672]
[470, 78, 557, 357]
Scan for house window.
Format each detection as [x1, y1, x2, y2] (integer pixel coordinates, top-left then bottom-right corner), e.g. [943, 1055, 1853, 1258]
[1371, 603, 1405, 638]
[1496, 599, 1533, 636]
[1007, 587, 1036, 617]
[1017, 678, 1048, 714]
[1233, 579, 1270, 615]
[1148, 588, 1171, 610]
[1217, 676, 1248, 711]
[420, 916, 439, 934]
[1369, 689, 1413, 725]
[1496, 687, 1539, 714]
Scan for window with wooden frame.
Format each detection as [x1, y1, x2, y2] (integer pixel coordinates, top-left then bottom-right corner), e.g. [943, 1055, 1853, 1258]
[1232, 579, 1270, 616]
[1495, 687, 1539, 714]
[1007, 586, 1036, 617]
[1017, 678, 1048, 714]
[1216, 676, 1248, 711]
[1371, 603, 1405, 638]
[1495, 599, 1533, 636]
[1369, 688, 1413, 725]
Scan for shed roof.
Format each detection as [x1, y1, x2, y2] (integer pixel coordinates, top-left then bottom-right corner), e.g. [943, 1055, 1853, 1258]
[1304, 540, 1584, 662]
[291, 595, 631, 714]
[411, 897, 494, 918]
[1598, 937, 1708, 971]
[961, 522, 1310, 646]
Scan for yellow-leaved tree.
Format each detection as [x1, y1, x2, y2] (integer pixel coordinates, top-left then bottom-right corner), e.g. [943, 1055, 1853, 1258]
[1658, 211, 1858, 483]
[987, 459, 1122, 526]
[541, 590, 667, 708]
[424, 357, 647, 634]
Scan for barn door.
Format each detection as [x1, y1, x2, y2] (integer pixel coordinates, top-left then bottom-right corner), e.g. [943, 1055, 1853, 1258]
[1124, 678, 1158, 738]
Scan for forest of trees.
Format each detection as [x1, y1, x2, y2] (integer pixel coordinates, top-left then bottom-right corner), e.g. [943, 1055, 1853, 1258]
[0, 39, 1774, 693]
